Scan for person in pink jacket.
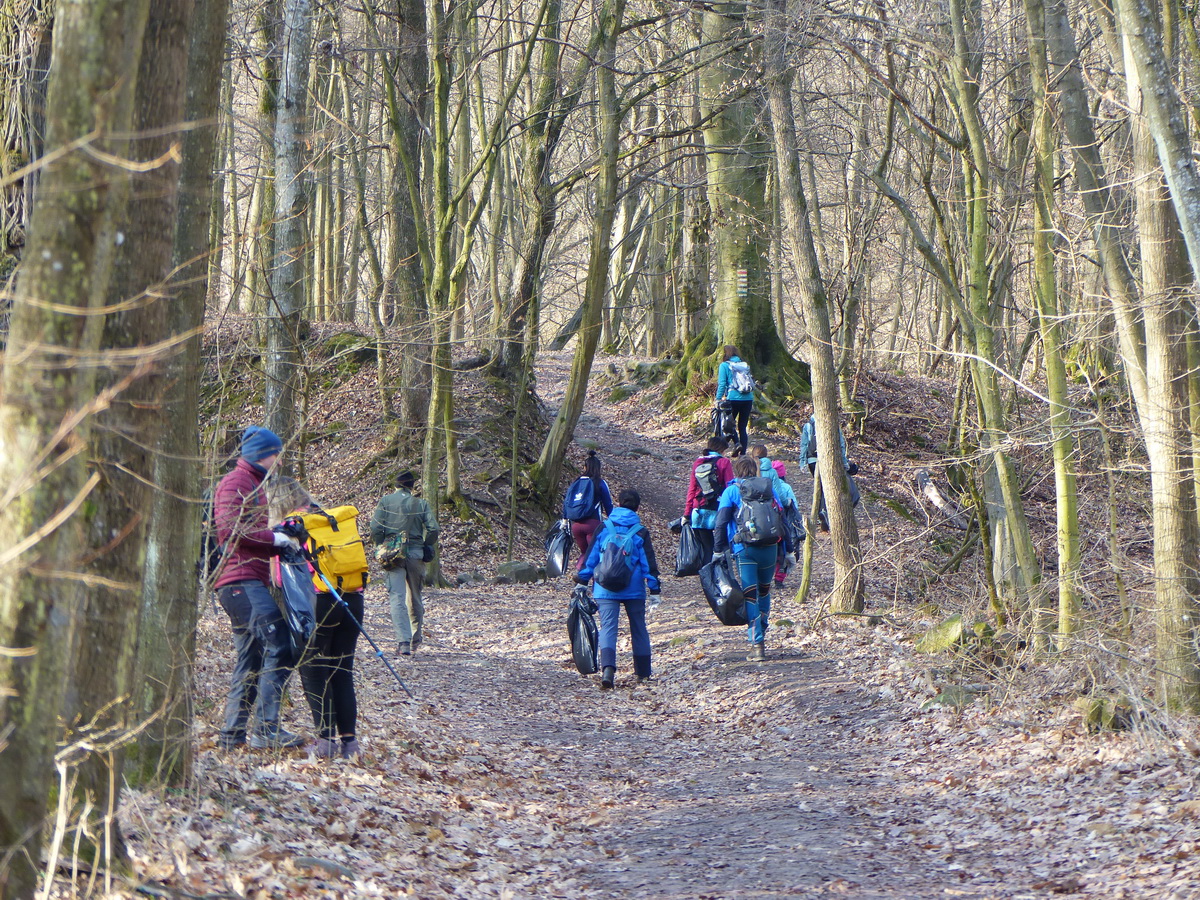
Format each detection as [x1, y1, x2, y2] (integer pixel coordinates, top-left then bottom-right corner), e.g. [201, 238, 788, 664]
[213, 426, 306, 751]
[680, 437, 735, 556]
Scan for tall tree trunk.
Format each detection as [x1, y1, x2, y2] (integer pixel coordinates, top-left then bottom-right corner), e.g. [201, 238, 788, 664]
[129, 0, 229, 789]
[0, 2, 150, 894]
[265, 0, 314, 448]
[530, 0, 626, 499]
[1024, 0, 1082, 643]
[764, 0, 863, 615]
[1115, 0, 1200, 710]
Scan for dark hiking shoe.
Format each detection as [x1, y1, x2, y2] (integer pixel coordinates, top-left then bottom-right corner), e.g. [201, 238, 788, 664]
[217, 733, 246, 751]
[312, 737, 339, 759]
[341, 738, 361, 759]
[249, 727, 306, 750]
[411, 631, 423, 650]
[637, 676, 651, 685]
[746, 643, 766, 662]
[397, 641, 412, 656]
[600, 666, 616, 690]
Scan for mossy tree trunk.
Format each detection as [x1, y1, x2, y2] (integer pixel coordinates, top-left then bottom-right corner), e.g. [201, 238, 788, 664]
[764, 0, 862, 615]
[129, 0, 229, 789]
[666, 2, 808, 408]
[530, 0, 626, 501]
[0, 1, 150, 894]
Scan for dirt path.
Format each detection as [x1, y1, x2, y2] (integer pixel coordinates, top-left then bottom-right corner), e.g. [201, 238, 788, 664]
[389, 355, 1027, 899]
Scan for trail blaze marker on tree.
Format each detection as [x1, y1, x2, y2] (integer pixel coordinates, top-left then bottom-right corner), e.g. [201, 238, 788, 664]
[737, 268, 748, 298]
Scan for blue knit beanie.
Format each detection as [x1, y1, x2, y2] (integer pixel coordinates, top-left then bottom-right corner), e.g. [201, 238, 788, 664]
[240, 426, 283, 462]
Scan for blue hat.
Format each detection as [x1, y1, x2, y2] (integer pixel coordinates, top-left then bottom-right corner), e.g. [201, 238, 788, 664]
[240, 426, 283, 462]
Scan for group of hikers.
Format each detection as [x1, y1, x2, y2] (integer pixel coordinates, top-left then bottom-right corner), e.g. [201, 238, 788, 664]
[567, 344, 858, 687]
[210, 426, 438, 756]
[209, 343, 856, 749]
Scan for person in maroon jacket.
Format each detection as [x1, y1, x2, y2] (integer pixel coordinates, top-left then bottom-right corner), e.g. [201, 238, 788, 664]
[214, 426, 306, 751]
[678, 437, 735, 558]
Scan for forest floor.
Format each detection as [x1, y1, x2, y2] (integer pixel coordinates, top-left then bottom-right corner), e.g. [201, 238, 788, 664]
[111, 347, 1200, 900]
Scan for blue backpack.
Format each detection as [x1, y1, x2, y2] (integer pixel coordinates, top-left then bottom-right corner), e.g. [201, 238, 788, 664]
[594, 524, 637, 592]
[563, 476, 597, 521]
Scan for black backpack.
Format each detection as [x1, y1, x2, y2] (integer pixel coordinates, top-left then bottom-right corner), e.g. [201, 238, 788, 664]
[197, 488, 226, 584]
[734, 477, 785, 546]
[593, 524, 638, 592]
[694, 457, 725, 508]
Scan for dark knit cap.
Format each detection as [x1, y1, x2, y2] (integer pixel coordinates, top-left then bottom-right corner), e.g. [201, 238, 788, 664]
[240, 426, 283, 462]
[396, 469, 416, 489]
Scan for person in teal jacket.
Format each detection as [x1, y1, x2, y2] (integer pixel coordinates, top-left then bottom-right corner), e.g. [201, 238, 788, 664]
[715, 345, 754, 456]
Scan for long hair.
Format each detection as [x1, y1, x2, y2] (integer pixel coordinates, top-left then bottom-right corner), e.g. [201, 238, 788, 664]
[266, 474, 320, 525]
[584, 449, 602, 482]
[723, 344, 738, 361]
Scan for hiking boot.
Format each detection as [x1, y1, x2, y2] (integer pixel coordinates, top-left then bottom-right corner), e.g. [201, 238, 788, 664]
[637, 676, 651, 685]
[397, 641, 412, 656]
[600, 666, 616, 690]
[411, 631, 423, 650]
[312, 737, 340, 759]
[217, 733, 246, 752]
[341, 738, 361, 759]
[249, 726, 306, 750]
[746, 643, 766, 662]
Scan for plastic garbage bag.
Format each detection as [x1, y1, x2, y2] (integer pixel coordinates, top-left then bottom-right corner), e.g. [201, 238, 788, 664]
[698, 552, 747, 626]
[566, 584, 600, 674]
[277, 547, 317, 659]
[674, 521, 711, 577]
[711, 401, 737, 443]
[545, 518, 572, 578]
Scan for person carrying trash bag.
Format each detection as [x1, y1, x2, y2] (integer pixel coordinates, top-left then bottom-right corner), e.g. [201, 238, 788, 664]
[715, 345, 755, 457]
[370, 469, 439, 657]
[562, 450, 614, 572]
[713, 455, 795, 662]
[797, 411, 859, 531]
[677, 437, 735, 562]
[213, 426, 308, 751]
[749, 444, 805, 585]
[575, 489, 661, 689]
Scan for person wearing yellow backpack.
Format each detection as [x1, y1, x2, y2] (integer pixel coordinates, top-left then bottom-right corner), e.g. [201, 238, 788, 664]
[370, 469, 439, 656]
[269, 478, 369, 759]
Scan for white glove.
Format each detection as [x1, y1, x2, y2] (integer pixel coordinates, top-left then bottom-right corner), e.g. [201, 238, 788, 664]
[273, 532, 300, 551]
[648, 593, 662, 610]
[785, 552, 797, 568]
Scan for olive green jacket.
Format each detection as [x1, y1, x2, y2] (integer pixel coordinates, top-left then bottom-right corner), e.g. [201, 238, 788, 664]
[370, 489, 440, 559]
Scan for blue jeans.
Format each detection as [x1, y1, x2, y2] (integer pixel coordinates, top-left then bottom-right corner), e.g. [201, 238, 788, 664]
[218, 579, 295, 740]
[736, 543, 778, 644]
[596, 596, 652, 678]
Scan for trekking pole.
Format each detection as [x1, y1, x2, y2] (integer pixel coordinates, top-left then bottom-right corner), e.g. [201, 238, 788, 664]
[304, 550, 416, 700]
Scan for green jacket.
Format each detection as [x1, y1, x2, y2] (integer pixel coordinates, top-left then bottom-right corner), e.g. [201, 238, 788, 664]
[370, 489, 439, 559]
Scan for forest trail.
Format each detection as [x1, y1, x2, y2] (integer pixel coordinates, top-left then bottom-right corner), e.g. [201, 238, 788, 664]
[180, 352, 1200, 900]
[369, 354, 1062, 900]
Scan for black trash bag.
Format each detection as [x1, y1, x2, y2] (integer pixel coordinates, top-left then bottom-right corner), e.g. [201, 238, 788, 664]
[545, 518, 572, 578]
[674, 522, 711, 577]
[566, 585, 600, 674]
[698, 552, 747, 626]
[277, 547, 317, 659]
[782, 503, 806, 546]
[711, 402, 737, 443]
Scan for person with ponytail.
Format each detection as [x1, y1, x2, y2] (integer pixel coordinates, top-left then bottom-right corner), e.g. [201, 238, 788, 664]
[562, 450, 614, 571]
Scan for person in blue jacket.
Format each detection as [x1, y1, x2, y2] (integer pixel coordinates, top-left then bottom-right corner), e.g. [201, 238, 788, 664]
[715, 345, 755, 456]
[713, 455, 795, 661]
[575, 489, 661, 689]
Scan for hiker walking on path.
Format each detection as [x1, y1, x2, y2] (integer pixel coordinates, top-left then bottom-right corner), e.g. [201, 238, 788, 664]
[715, 345, 755, 456]
[680, 437, 735, 558]
[750, 444, 804, 584]
[575, 489, 661, 689]
[714, 455, 795, 661]
[370, 470, 439, 657]
[213, 426, 307, 751]
[797, 412, 859, 531]
[563, 450, 614, 571]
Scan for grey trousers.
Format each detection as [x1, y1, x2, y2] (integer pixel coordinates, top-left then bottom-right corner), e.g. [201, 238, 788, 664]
[218, 579, 295, 740]
[387, 559, 425, 644]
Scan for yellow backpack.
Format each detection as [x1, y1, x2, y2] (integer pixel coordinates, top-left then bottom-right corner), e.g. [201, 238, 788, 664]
[301, 506, 369, 593]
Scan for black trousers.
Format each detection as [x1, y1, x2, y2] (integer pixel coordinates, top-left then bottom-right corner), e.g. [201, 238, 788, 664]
[299, 591, 363, 740]
[727, 399, 753, 455]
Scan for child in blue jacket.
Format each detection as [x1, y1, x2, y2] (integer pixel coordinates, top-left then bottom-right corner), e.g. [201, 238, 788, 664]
[576, 489, 661, 689]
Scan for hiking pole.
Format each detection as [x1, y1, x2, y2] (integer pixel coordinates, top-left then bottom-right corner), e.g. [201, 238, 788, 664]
[303, 549, 416, 700]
